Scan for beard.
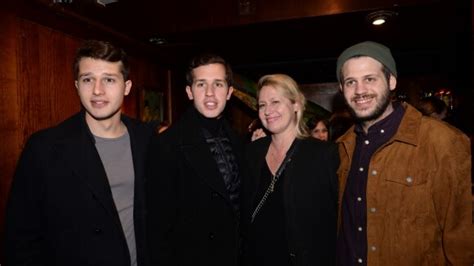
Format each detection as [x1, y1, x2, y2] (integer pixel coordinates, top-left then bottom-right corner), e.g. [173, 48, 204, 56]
[345, 85, 392, 123]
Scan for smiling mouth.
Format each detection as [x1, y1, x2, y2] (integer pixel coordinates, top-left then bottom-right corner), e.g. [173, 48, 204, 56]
[352, 94, 375, 104]
[266, 116, 279, 123]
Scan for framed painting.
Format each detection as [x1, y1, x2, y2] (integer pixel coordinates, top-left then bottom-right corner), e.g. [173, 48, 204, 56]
[139, 89, 164, 123]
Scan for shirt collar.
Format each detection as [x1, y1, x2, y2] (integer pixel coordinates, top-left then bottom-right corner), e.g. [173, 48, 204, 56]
[354, 102, 405, 137]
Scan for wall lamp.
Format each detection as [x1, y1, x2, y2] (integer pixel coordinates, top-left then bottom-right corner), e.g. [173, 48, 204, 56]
[366, 10, 398, 26]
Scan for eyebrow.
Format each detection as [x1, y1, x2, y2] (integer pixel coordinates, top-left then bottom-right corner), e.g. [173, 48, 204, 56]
[78, 72, 120, 78]
[344, 73, 378, 81]
[194, 78, 226, 83]
[259, 97, 279, 103]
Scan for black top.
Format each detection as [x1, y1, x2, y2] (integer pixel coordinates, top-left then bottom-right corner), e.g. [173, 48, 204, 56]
[249, 162, 290, 266]
[242, 137, 339, 266]
[197, 108, 224, 137]
[201, 116, 241, 215]
[337, 103, 405, 266]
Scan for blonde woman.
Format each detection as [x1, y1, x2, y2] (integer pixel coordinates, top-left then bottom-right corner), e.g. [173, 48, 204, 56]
[242, 74, 339, 266]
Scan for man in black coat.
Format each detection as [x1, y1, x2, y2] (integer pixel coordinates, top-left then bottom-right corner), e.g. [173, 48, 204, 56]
[5, 40, 153, 266]
[146, 54, 243, 266]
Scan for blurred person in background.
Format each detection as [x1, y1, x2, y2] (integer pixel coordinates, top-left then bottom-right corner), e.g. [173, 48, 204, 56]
[307, 116, 330, 141]
[417, 96, 448, 120]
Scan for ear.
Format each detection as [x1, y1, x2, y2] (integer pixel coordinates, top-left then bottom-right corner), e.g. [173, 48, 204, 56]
[186, 86, 194, 100]
[389, 75, 397, 91]
[75, 80, 79, 90]
[124, 80, 132, 96]
[339, 83, 343, 92]
[294, 99, 304, 116]
[226, 86, 234, 100]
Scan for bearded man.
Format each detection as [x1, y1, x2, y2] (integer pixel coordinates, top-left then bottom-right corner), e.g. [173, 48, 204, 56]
[335, 41, 473, 265]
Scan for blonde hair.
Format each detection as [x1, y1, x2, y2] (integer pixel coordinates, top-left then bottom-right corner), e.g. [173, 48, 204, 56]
[257, 74, 309, 138]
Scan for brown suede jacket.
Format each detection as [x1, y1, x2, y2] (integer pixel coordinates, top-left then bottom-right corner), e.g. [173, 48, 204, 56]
[337, 103, 474, 265]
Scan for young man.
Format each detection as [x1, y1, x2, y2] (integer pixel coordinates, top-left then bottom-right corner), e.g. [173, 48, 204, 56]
[5, 40, 153, 266]
[335, 41, 473, 265]
[146, 54, 242, 266]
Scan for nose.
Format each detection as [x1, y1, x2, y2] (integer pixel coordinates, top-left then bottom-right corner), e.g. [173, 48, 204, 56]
[264, 105, 274, 116]
[93, 80, 104, 95]
[205, 85, 215, 96]
[353, 82, 367, 95]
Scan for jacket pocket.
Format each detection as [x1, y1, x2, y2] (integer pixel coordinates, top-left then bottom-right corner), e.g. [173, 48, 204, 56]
[384, 170, 430, 216]
[382, 170, 433, 259]
[384, 171, 428, 187]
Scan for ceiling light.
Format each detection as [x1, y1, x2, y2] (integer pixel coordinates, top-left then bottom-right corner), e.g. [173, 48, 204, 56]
[366, 10, 397, 26]
[372, 18, 386, 25]
[149, 37, 168, 46]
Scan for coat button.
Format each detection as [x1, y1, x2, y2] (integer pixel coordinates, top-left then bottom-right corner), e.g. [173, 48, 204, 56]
[209, 232, 215, 239]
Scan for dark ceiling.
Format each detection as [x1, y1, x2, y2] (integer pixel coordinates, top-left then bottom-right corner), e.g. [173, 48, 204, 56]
[25, 0, 471, 86]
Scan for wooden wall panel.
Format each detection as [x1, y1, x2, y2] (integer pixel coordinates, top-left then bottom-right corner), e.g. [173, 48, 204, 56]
[17, 19, 82, 144]
[0, 10, 20, 262]
[15, 18, 169, 134]
[123, 55, 169, 118]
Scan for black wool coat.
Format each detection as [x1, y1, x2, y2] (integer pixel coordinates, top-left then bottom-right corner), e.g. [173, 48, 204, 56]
[241, 137, 339, 266]
[146, 107, 243, 266]
[5, 111, 153, 266]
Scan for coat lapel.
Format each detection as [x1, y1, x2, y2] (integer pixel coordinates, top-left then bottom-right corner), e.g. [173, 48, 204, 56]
[125, 117, 147, 202]
[182, 142, 229, 198]
[123, 117, 150, 264]
[53, 113, 123, 231]
[180, 108, 230, 201]
[248, 137, 271, 206]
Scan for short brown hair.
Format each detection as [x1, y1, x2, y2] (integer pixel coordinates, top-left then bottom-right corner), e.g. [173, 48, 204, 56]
[185, 53, 233, 87]
[73, 40, 130, 80]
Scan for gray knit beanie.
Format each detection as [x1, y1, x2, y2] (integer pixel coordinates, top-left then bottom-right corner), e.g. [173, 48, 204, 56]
[336, 41, 397, 82]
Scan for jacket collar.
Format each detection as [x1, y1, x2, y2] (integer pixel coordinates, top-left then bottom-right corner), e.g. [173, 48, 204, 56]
[390, 102, 422, 146]
[337, 102, 422, 156]
[179, 106, 235, 204]
[52, 111, 140, 234]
